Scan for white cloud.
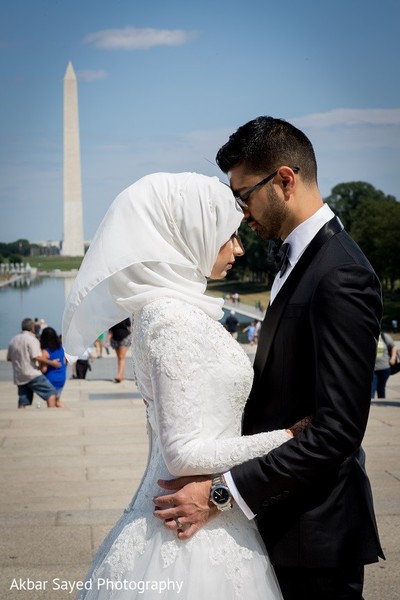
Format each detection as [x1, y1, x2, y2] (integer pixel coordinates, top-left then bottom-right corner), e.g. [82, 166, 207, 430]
[83, 27, 198, 50]
[77, 69, 108, 82]
[291, 108, 400, 157]
[287, 109, 400, 198]
[294, 108, 400, 129]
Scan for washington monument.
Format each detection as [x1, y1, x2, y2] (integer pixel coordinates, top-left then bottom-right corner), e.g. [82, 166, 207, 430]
[62, 62, 84, 257]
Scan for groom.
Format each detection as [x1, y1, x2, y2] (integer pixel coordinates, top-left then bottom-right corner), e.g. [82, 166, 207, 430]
[154, 116, 384, 599]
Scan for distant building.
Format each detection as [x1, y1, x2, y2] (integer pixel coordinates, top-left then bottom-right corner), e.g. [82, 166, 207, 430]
[30, 240, 91, 256]
[30, 241, 62, 256]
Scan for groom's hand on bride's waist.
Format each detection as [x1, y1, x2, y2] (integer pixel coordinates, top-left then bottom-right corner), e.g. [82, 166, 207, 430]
[153, 475, 218, 539]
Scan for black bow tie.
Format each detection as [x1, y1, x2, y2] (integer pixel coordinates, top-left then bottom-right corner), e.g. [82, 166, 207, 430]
[268, 240, 291, 277]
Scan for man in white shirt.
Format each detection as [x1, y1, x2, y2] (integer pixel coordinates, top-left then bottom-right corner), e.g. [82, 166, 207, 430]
[7, 317, 62, 408]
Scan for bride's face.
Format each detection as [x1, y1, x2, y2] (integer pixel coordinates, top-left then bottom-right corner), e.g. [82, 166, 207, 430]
[210, 234, 244, 279]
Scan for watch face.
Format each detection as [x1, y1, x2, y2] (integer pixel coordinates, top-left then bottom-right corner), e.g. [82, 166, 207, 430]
[212, 486, 231, 505]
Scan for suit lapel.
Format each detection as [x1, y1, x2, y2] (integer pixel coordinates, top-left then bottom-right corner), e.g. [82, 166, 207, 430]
[253, 217, 343, 378]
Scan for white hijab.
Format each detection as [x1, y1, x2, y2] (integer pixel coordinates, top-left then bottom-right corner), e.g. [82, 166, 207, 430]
[62, 172, 243, 360]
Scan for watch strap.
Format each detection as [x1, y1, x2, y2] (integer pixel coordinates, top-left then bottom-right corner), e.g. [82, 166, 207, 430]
[210, 474, 233, 511]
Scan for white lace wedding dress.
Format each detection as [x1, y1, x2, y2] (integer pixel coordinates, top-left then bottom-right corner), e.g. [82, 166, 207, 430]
[77, 298, 288, 600]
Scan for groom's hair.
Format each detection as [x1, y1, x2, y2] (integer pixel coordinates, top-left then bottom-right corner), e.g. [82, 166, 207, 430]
[215, 116, 318, 185]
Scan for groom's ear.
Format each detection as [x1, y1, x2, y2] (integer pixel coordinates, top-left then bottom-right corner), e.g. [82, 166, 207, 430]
[278, 166, 296, 194]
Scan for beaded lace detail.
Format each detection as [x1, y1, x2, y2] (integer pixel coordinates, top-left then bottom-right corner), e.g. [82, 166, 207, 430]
[131, 298, 288, 476]
[81, 297, 288, 600]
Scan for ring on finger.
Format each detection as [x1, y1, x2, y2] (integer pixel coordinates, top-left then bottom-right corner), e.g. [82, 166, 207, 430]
[175, 518, 183, 529]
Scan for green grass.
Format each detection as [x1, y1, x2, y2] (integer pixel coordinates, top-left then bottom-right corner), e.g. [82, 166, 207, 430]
[26, 256, 83, 271]
[207, 280, 271, 309]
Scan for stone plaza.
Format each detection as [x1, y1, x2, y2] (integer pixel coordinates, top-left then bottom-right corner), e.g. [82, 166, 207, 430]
[0, 345, 399, 599]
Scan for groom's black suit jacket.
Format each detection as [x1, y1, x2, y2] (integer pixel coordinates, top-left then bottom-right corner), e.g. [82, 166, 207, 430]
[231, 217, 384, 568]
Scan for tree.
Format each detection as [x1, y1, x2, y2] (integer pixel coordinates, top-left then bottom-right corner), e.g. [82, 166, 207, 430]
[324, 181, 400, 290]
[232, 223, 276, 284]
[324, 182, 395, 231]
[8, 253, 24, 265]
[0, 239, 31, 258]
[350, 197, 400, 291]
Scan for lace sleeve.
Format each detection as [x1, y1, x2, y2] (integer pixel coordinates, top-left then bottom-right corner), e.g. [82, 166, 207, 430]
[144, 303, 291, 477]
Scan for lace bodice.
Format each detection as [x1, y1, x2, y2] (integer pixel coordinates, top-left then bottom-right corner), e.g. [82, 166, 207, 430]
[81, 297, 287, 600]
[132, 297, 289, 476]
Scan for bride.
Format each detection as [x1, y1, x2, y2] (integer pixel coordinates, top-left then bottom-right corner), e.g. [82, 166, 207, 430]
[62, 172, 295, 600]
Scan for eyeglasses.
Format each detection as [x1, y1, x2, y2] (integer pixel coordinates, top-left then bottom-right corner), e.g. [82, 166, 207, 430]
[233, 166, 300, 210]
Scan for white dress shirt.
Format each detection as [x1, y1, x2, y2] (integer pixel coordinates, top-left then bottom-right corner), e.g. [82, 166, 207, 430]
[270, 203, 335, 303]
[225, 203, 336, 519]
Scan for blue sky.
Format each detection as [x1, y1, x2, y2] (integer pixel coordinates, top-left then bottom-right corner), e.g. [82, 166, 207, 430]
[1, 0, 399, 243]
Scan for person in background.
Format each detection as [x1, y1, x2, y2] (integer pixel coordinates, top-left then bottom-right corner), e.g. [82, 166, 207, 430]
[95, 333, 104, 358]
[243, 320, 257, 344]
[225, 309, 239, 339]
[38, 318, 47, 336]
[33, 318, 41, 339]
[372, 331, 398, 398]
[95, 332, 109, 358]
[254, 320, 262, 344]
[107, 318, 132, 383]
[232, 291, 240, 304]
[7, 318, 61, 408]
[40, 327, 67, 407]
[74, 348, 94, 379]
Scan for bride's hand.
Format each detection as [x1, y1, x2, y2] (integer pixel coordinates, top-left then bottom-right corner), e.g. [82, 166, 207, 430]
[289, 415, 313, 437]
[153, 475, 218, 539]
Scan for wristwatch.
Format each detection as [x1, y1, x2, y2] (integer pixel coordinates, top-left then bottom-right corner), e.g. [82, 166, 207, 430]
[209, 474, 233, 511]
